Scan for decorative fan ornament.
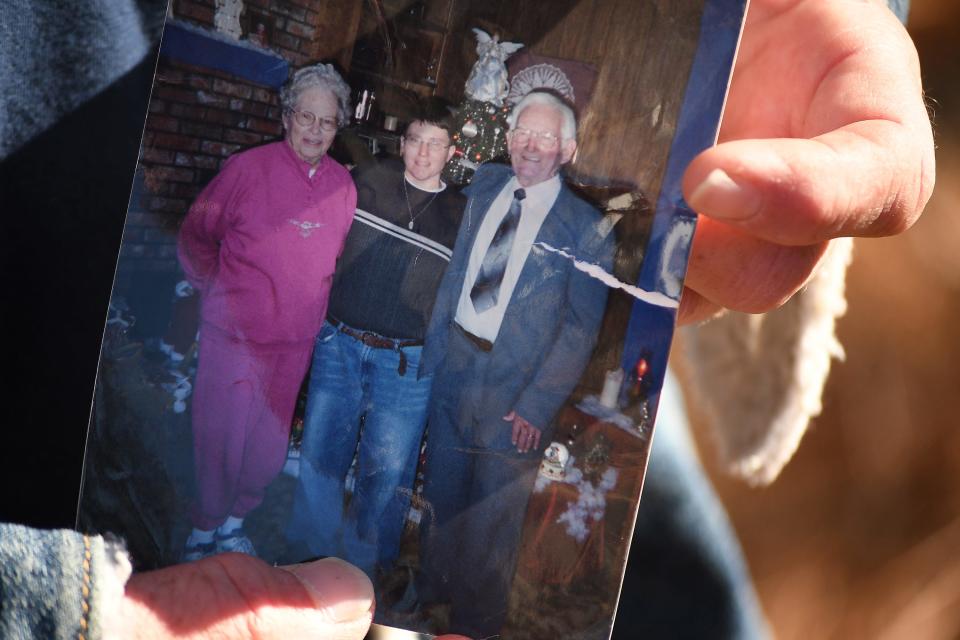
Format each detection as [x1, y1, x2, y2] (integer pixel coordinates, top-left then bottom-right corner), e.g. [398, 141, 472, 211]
[507, 63, 576, 105]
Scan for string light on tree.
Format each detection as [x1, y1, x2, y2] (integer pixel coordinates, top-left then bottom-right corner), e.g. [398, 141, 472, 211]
[444, 99, 512, 185]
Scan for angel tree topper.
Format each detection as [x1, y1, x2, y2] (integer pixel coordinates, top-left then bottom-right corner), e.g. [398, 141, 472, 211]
[464, 29, 523, 106]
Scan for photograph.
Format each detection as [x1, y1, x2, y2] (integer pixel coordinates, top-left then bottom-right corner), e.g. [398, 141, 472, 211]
[76, 0, 746, 638]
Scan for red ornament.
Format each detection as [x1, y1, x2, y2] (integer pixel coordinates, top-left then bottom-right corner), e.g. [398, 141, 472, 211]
[475, 152, 482, 160]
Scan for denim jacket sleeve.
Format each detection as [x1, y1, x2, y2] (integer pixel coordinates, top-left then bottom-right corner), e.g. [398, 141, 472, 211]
[0, 524, 131, 640]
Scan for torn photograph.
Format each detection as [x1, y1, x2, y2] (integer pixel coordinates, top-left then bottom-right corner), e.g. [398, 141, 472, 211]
[77, 0, 746, 637]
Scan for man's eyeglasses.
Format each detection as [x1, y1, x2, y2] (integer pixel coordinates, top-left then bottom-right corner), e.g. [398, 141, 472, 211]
[287, 108, 340, 132]
[509, 127, 561, 150]
[403, 135, 451, 151]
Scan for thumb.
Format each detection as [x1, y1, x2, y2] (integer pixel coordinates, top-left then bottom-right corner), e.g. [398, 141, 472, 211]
[117, 554, 373, 640]
[503, 410, 516, 421]
[683, 121, 933, 246]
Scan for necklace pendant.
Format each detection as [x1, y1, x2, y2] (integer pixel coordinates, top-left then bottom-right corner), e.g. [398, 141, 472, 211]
[408, 220, 414, 230]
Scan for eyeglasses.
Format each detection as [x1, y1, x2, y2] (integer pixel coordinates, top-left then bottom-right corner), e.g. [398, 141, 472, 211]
[403, 135, 451, 151]
[509, 127, 561, 150]
[287, 108, 340, 132]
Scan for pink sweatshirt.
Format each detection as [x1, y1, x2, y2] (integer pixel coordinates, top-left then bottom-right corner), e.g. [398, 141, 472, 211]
[178, 141, 356, 347]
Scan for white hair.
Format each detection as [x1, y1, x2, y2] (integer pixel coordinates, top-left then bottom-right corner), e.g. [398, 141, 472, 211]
[280, 63, 352, 125]
[507, 91, 577, 140]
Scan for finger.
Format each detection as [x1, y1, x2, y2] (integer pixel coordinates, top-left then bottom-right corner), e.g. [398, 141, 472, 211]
[684, 120, 934, 247]
[682, 215, 829, 316]
[282, 558, 375, 631]
[503, 410, 515, 421]
[521, 425, 535, 453]
[686, 4, 934, 245]
[515, 424, 528, 453]
[121, 554, 374, 640]
[677, 287, 721, 326]
[531, 429, 541, 451]
[512, 418, 522, 447]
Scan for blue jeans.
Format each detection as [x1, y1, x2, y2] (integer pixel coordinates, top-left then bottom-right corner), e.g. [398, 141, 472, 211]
[287, 320, 433, 576]
[0, 524, 124, 639]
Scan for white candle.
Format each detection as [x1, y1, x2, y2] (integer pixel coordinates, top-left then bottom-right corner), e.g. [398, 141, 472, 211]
[600, 368, 624, 409]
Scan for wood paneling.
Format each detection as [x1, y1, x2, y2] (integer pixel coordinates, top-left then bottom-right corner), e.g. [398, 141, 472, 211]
[439, 0, 704, 196]
[311, 0, 365, 71]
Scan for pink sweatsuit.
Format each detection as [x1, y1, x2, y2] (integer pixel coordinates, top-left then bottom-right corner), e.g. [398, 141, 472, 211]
[178, 140, 356, 530]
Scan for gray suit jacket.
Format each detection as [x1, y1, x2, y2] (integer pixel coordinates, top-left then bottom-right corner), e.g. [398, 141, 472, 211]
[421, 163, 614, 447]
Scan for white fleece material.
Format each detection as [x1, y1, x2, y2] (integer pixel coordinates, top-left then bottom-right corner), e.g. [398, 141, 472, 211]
[676, 237, 854, 485]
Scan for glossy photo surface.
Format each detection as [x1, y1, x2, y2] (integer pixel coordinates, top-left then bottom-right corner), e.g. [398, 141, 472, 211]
[78, 1, 746, 637]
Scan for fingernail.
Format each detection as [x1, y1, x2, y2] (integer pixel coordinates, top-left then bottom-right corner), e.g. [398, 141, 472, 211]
[281, 557, 374, 623]
[688, 168, 761, 221]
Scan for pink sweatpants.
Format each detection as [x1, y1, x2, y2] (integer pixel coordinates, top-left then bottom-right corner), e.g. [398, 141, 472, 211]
[189, 325, 311, 530]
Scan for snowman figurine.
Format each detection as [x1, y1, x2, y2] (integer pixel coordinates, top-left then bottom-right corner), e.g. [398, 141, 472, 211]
[538, 441, 570, 481]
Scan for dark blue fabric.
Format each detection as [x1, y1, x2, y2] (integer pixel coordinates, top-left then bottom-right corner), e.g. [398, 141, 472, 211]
[614, 373, 771, 639]
[421, 162, 614, 434]
[1, 1, 162, 528]
[417, 327, 544, 637]
[0, 524, 95, 639]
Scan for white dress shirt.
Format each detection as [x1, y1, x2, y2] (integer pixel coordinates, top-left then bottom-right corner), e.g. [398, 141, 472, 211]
[455, 173, 562, 342]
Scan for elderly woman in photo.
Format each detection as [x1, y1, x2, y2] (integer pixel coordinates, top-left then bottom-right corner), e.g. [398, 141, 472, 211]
[177, 63, 356, 561]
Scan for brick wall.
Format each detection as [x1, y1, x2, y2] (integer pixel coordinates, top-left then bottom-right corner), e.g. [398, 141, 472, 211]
[118, 0, 361, 282]
[119, 59, 284, 280]
[174, 0, 330, 67]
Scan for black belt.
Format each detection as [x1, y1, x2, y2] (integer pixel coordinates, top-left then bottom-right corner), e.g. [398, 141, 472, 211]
[329, 318, 422, 375]
[455, 322, 493, 352]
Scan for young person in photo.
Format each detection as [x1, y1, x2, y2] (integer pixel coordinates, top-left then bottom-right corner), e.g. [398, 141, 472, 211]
[286, 100, 466, 579]
[177, 64, 357, 562]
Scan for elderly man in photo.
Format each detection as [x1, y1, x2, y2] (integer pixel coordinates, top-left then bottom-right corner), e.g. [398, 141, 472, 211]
[415, 90, 614, 636]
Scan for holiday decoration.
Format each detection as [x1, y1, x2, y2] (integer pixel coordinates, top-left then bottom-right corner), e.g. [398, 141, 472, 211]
[443, 30, 523, 185]
[444, 98, 513, 184]
[508, 63, 576, 106]
[464, 29, 523, 106]
[506, 51, 599, 115]
[538, 442, 570, 481]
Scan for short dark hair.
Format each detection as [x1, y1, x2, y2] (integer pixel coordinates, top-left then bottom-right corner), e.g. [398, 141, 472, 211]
[405, 97, 455, 136]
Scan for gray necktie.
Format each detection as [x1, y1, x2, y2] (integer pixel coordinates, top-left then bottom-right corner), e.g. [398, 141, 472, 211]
[470, 188, 526, 313]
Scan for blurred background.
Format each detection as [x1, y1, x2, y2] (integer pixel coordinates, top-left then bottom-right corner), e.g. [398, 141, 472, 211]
[695, 2, 960, 638]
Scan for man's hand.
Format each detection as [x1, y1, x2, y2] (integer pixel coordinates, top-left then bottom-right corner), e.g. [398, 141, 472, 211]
[109, 553, 474, 639]
[505, 410, 542, 453]
[678, 0, 935, 324]
[111, 555, 374, 639]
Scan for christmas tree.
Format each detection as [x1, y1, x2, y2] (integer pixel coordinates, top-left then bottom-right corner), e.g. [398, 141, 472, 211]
[443, 98, 512, 185]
